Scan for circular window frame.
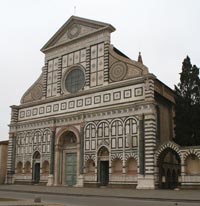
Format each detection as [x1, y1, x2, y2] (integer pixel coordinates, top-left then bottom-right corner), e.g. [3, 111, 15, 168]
[62, 65, 85, 94]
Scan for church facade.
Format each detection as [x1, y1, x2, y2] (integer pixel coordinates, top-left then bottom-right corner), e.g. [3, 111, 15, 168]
[6, 16, 200, 189]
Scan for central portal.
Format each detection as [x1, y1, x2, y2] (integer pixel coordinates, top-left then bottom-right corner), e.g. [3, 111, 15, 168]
[57, 130, 78, 186]
[65, 153, 77, 186]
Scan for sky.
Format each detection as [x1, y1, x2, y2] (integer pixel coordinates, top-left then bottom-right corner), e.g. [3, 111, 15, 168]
[0, 0, 200, 141]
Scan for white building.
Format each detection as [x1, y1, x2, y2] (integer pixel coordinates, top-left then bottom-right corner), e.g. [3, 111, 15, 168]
[6, 16, 200, 189]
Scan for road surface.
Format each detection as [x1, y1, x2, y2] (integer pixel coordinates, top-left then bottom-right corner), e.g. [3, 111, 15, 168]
[0, 191, 199, 206]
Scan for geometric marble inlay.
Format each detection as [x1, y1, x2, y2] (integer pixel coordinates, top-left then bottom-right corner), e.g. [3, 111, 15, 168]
[113, 91, 121, 100]
[109, 62, 127, 82]
[94, 95, 101, 104]
[135, 87, 143, 97]
[124, 89, 131, 98]
[103, 94, 110, 102]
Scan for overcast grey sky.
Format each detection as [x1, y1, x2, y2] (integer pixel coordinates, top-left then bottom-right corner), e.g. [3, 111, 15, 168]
[0, 0, 200, 140]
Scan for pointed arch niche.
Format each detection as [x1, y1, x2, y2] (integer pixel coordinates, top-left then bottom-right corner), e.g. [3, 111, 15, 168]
[97, 146, 109, 186]
[32, 151, 41, 183]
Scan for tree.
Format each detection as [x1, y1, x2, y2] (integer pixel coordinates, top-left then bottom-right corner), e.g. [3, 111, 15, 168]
[174, 56, 200, 146]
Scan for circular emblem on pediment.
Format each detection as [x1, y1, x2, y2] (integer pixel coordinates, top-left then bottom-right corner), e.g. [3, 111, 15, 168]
[109, 62, 127, 82]
[67, 24, 81, 39]
[31, 84, 43, 101]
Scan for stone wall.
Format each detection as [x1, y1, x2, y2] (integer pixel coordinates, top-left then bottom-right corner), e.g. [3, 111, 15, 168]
[0, 141, 8, 184]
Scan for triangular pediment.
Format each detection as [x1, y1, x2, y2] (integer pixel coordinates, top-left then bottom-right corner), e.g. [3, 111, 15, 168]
[41, 16, 115, 52]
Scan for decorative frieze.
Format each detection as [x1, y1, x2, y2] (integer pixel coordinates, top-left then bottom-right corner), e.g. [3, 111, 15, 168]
[18, 84, 145, 121]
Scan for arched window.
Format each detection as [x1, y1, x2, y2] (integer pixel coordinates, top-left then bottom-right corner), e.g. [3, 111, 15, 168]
[25, 132, 32, 144]
[85, 125, 90, 139]
[97, 121, 109, 138]
[85, 159, 95, 174]
[98, 123, 103, 138]
[17, 161, 23, 174]
[85, 123, 96, 139]
[24, 161, 31, 174]
[112, 158, 122, 174]
[126, 158, 137, 175]
[17, 133, 25, 145]
[186, 154, 200, 175]
[43, 129, 51, 142]
[33, 131, 42, 144]
[42, 161, 50, 175]
[125, 118, 138, 147]
[111, 120, 123, 136]
[125, 118, 137, 135]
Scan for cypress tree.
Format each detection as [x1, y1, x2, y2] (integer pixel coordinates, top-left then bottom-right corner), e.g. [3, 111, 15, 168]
[174, 56, 200, 146]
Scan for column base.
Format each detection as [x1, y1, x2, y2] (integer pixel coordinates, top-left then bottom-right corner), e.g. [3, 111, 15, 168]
[5, 173, 15, 184]
[75, 175, 84, 187]
[47, 174, 54, 186]
[136, 175, 155, 189]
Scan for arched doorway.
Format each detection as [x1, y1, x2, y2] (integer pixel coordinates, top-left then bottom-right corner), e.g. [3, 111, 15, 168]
[58, 130, 78, 186]
[98, 146, 109, 186]
[158, 148, 181, 189]
[32, 151, 41, 183]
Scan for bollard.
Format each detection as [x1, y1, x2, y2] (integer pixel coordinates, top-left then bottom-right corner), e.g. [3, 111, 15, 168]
[34, 196, 42, 203]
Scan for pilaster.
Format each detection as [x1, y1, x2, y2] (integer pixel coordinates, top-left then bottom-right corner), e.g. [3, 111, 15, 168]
[79, 120, 85, 175]
[137, 113, 156, 189]
[10, 105, 18, 124]
[42, 63, 48, 98]
[57, 57, 62, 94]
[145, 78, 154, 101]
[104, 41, 109, 83]
[85, 47, 90, 87]
[47, 126, 56, 186]
[5, 132, 16, 184]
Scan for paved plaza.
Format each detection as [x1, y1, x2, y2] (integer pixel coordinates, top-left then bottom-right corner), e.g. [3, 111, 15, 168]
[0, 184, 200, 205]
